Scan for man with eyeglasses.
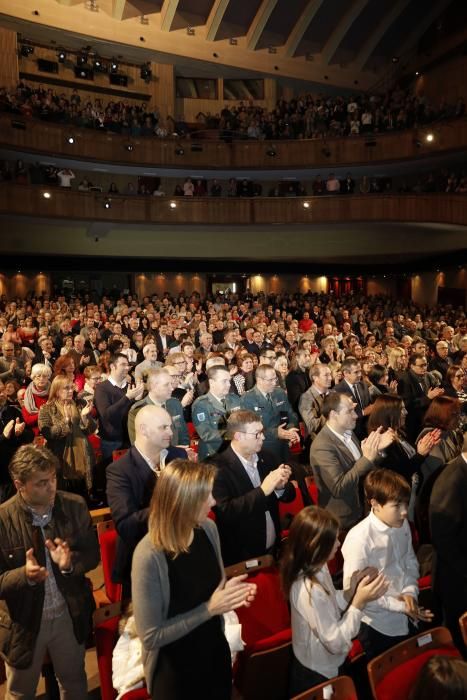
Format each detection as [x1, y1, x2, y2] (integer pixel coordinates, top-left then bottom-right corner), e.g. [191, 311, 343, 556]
[397, 353, 444, 441]
[211, 410, 294, 566]
[242, 364, 300, 462]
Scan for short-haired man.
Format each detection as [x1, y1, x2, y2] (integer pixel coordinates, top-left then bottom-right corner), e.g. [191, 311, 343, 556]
[242, 364, 300, 462]
[299, 363, 333, 442]
[192, 366, 241, 460]
[107, 405, 187, 585]
[397, 353, 444, 441]
[0, 342, 25, 383]
[94, 352, 144, 460]
[0, 444, 99, 697]
[128, 369, 189, 447]
[429, 340, 452, 379]
[211, 410, 294, 565]
[285, 349, 312, 413]
[33, 335, 58, 370]
[134, 343, 163, 382]
[309, 393, 394, 529]
[333, 358, 372, 439]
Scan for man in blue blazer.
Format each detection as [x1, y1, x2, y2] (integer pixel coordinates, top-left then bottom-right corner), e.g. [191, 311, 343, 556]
[107, 404, 187, 585]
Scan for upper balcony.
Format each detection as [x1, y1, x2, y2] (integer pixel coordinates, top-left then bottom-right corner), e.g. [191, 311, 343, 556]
[1, 112, 467, 172]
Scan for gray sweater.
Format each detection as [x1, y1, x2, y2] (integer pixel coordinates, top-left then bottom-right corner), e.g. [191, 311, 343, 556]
[132, 518, 224, 694]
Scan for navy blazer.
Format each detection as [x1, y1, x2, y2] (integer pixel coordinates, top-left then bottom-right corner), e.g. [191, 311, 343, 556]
[333, 379, 370, 439]
[106, 444, 186, 583]
[210, 445, 295, 566]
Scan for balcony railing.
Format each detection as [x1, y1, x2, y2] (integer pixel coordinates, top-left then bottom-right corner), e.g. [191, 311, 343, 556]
[1, 113, 467, 170]
[1, 183, 467, 226]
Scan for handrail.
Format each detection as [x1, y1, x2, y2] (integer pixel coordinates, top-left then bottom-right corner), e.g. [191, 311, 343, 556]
[1, 112, 467, 170]
[1, 183, 467, 226]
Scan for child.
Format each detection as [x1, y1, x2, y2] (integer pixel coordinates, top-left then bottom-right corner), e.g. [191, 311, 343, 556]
[280, 506, 388, 696]
[342, 469, 433, 660]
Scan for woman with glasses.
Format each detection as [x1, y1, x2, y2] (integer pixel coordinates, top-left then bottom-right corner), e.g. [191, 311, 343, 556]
[442, 365, 467, 412]
[38, 374, 97, 500]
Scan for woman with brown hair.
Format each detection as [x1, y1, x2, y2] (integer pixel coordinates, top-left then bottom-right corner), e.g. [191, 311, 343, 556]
[415, 396, 464, 541]
[132, 459, 256, 700]
[38, 374, 96, 499]
[280, 506, 387, 696]
[367, 395, 440, 484]
[410, 656, 467, 700]
[53, 352, 85, 392]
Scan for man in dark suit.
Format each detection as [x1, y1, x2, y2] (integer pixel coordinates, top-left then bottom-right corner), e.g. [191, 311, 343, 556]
[154, 322, 171, 362]
[397, 353, 444, 441]
[430, 434, 467, 654]
[333, 357, 372, 440]
[210, 410, 295, 566]
[107, 404, 187, 586]
[33, 335, 58, 370]
[285, 349, 312, 413]
[309, 393, 393, 530]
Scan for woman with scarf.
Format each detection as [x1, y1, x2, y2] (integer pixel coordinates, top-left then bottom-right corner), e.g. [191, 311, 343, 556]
[38, 374, 96, 500]
[21, 363, 52, 435]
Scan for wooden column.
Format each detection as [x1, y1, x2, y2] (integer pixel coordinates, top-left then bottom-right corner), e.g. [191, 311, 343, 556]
[151, 63, 175, 119]
[0, 28, 18, 90]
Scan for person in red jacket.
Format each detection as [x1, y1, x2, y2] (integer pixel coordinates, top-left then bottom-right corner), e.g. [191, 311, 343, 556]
[21, 363, 51, 435]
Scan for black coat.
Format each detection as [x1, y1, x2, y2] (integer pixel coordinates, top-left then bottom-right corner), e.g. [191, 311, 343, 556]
[333, 379, 370, 440]
[210, 446, 295, 566]
[430, 454, 467, 651]
[286, 369, 311, 414]
[397, 370, 433, 442]
[106, 444, 187, 583]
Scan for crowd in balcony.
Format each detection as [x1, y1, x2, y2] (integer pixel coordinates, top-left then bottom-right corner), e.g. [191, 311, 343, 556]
[2, 158, 467, 199]
[0, 80, 465, 142]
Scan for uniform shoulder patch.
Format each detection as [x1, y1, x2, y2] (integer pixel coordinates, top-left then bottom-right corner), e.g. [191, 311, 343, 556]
[196, 412, 206, 421]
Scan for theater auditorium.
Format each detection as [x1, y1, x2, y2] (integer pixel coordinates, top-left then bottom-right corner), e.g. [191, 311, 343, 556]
[0, 0, 466, 697]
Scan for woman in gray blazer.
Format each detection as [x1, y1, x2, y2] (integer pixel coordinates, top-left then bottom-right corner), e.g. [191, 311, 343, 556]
[132, 459, 256, 699]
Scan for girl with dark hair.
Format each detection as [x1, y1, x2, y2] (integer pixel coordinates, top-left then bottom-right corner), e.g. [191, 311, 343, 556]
[410, 656, 467, 700]
[280, 506, 387, 696]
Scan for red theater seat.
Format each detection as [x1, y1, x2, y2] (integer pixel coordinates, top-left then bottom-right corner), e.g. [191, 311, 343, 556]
[97, 520, 122, 605]
[367, 626, 461, 700]
[290, 674, 358, 700]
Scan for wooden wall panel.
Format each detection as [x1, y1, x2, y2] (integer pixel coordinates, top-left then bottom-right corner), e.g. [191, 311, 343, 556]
[1, 184, 467, 230]
[0, 28, 18, 91]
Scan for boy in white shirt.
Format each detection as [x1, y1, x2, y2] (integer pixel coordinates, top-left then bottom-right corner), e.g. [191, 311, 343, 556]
[342, 469, 433, 659]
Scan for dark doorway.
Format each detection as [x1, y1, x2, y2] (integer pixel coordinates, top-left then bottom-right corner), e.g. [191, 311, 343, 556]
[207, 275, 247, 296]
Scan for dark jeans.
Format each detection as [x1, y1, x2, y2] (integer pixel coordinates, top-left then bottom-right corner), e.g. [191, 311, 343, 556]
[358, 622, 414, 661]
[288, 655, 330, 697]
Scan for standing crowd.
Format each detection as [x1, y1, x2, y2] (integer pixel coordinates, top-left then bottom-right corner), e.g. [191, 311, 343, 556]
[0, 288, 466, 698]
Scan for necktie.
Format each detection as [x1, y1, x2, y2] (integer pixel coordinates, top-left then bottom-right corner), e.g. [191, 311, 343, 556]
[221, 398, 226, 411]
[352, 384, 363, 410]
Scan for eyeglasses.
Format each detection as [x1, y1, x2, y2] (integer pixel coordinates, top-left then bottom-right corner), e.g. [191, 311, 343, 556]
[238, 430, 265, 439]
[414, 363, 427, 368]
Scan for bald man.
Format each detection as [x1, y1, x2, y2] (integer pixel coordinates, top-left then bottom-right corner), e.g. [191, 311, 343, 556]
[106, 405, 187, 585]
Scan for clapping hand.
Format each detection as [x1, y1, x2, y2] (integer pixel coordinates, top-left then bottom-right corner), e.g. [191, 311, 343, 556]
[399, 594, 434, 623]
[45, 538, 72, 572]
[25, 548, 48, 584]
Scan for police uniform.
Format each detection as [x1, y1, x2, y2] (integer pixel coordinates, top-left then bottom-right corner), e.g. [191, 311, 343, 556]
[241, 386, 298, 462]
[127, 395, 190, 446]
[192, 392, 242, 460]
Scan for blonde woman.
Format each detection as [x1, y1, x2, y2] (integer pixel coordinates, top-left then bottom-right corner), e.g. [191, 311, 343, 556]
[38, 375, 96, 498]
[132, 459, 256, 700]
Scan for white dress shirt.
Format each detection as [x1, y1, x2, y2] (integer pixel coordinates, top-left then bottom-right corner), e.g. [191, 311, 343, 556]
[231, 446, 277, 549]
[342, 510, 419, 636]
[327, 425, 362, 461]
[290, 565, 363, 679]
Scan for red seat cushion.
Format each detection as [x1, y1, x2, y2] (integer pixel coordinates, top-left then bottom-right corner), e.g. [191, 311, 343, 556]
[278, 483, 305, 521]
[375, 647, 461, 700]
[95, 616, 119, 700]
[235, 569, 290, 648]
[121, 690, 150, 700]
[98, 529, 122, 604]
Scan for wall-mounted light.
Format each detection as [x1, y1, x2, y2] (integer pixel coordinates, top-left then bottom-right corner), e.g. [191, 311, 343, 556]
[57, 49, 66, 63]
[42, 191, 51, 199]
[169, 201, 177, 209]
[303, 202, 310, 209]
[104, 198, 111, 209]
[125, 143, 134, 152]
[425, 132, 434, 143]
[67, 135, 75, 144]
